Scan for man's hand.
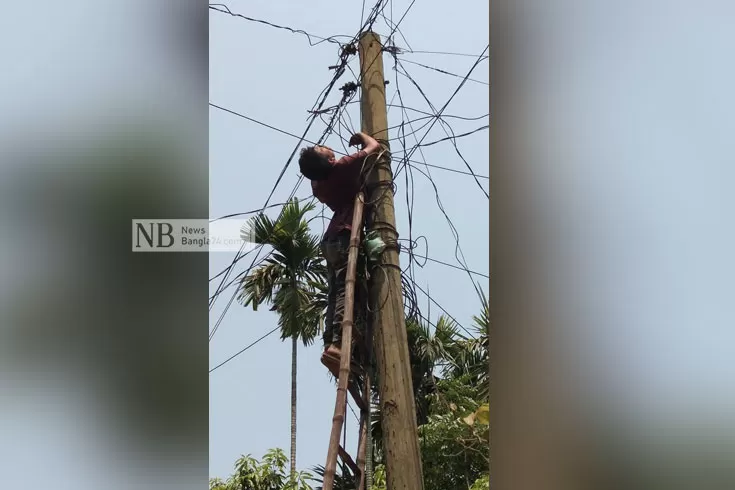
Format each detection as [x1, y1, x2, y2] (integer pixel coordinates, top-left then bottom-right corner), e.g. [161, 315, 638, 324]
[349, 132, 380, 155]
[348, 132, 367, 147]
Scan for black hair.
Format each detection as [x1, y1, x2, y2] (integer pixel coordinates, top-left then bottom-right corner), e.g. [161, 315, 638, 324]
[298, 147, 333, 181]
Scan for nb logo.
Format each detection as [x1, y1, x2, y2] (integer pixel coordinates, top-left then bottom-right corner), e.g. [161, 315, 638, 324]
[134, 222, 174, 249]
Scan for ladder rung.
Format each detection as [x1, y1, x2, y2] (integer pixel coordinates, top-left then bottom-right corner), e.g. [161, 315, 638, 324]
[338, 445, 361, 477]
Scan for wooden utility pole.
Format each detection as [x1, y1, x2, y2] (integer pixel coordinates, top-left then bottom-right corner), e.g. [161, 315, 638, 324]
[359, 31, 424, 490]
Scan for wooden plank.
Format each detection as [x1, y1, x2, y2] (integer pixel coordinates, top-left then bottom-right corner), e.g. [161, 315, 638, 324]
[338, 445, 361, 477]
[349, 380, 367, 412]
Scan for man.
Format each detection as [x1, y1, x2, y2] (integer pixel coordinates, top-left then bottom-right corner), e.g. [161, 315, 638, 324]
[298, 131, 381, 376]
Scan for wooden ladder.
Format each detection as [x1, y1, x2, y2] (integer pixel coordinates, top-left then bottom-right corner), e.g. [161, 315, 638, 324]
[322, 192, 374, 490]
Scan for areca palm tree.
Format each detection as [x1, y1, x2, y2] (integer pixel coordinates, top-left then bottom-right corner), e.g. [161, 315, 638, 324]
[238, 198, 328, 479]
[368, 314, 463, 462]
[448, 289, 489, 401]
[407, 315, 464, 423]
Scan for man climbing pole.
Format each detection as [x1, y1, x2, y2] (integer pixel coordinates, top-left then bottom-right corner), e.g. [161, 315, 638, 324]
[298, 131, 381, 377]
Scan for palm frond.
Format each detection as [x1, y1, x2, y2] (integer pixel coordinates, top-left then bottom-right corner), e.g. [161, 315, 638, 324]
[309, 464, 357, 490]
[237, 262, 284, 308]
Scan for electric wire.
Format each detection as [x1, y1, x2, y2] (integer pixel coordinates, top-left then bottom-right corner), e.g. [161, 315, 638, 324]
[210, 2, 488, 379]
[398, 58, 489, 86]
[209, 4, 351, 46]
[209, 0, 393, 344]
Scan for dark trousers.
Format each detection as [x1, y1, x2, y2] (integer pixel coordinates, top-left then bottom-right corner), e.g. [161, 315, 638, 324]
[321, 230, 357, 349]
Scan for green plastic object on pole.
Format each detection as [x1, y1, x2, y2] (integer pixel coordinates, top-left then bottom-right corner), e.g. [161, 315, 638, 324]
[363, 231, 386, 263]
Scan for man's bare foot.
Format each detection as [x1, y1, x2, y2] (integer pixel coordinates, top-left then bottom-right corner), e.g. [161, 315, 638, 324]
[321, 345, 341, 377]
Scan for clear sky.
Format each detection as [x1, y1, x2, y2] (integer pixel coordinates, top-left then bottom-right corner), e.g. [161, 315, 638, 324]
[209, 0, 489, 478]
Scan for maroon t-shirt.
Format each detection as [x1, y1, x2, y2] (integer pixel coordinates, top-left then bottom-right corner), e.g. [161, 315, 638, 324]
[312, 150, 368, 239]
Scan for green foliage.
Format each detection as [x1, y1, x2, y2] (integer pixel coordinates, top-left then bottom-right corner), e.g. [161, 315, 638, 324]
[447, 288, 489, 401]
[469, 474, 489, 490]
[308, 463, 388, 490]
[369, 290, 490, 489]
[232, 263, 490, 490]
[418, 374, 489, 490]
[309, 464, 358, 490]
[210, 448, 314, 490]
[238, 198, 327, 345]
[372, 465, 387, 490]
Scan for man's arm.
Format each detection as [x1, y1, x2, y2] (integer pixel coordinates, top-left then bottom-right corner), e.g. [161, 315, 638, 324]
[333, 132, 382, 168]
[349, 132, 380, 155]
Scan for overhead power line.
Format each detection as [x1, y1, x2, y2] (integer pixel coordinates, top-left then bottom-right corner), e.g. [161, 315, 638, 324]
[210, 103, 487, 179]
[393, 54, 490, 199]
[210, 1, 490, 366]
[398, 58, 489, 86]
[209, 326, 281, 373]
[209, 0, 391, 341]
[413, 253, 489, 279]
[393, 124, 489, 150]
[402, 49, 490, 59]
[209, 4, 351, 46]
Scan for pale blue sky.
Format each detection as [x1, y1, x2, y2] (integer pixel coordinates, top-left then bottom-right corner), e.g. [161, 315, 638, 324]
[209, 0, 489, 478]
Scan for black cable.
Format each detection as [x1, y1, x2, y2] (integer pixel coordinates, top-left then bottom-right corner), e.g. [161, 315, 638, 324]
[209, 4, 351, 46]
[210, 0, 465, 352]
[402, 272, 420, 325]
[398, 158, 488, 295]
[209, 247, 261, 284]
[410, 161, 488, 180]
[360, 0, 366, 30]
[210, 88, 342, 335]
[386, 113, 487, 138]
[410, 251, 489, 279]
[387, 0, 416, 41]
[398, 236, 429, 268]
[398, 58, 489, 86]
[209, 197, 311, 224]
[337, 99, 490, 122]
[208, 121, 309, 313]
[386, 55, 488, 300]
[379, 5, 413, 54]
[391, 56, 440, 284]
[379, 37, 489, 312]
[393, 57, 489, 199]
[411, 281, 474, 340]
[209, 0, 390, 340]
[209, 103, 315, 144]
[209, 20, 365, 314]
[209, 187, 317, 337]
[210, 102, 487, 179]
[392, 124, 489, 150]
[398, 45, 490, 164]
[210, 100, 488, 172]
[391, 107, 489, 122]
[209, 326, 281, 373]
[401, 49, 490, 59]
[392, 67, 419, 290]
[386, 116, 435, 144]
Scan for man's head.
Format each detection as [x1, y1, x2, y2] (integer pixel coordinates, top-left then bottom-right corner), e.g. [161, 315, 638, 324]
[299, 145, 336, 181]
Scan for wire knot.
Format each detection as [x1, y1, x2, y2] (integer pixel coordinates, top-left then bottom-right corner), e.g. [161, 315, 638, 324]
[341, 43, 358, 56]
[382, 45, 403, 56]
[340, 81, 359, 97]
